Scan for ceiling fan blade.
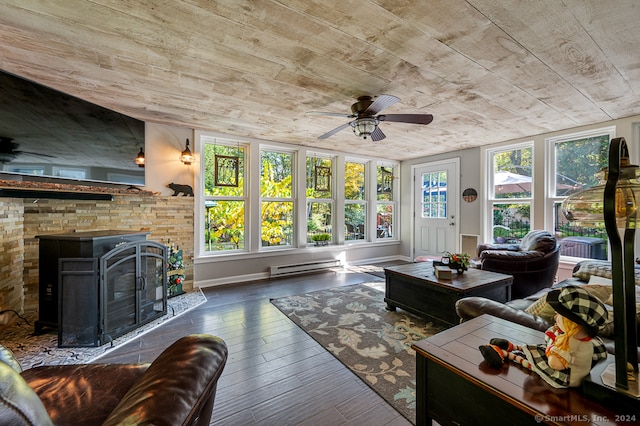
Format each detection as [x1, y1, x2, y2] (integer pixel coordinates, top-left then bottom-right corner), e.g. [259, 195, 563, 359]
[364, 94, 400, 115]
[306, 111, 354, 118]
[370, 127, 386, 142]
[317, 122, 352, 139]
[378, 113, 433, 125]
[18, 150, 56, 158]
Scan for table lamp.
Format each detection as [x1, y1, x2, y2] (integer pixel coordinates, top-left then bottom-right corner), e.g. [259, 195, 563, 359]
[561, 136, 639, 400]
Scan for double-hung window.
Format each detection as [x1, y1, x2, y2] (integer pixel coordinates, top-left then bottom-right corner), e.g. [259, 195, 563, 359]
[260, 149, 295, 248]
[202, 141, 247, 252]
[547, 128, 612, 260]
[376, 164, 397, 239]
[486, 143, 533, 243]
[344, 160, 367, 241]
[306, 155, 334, 245]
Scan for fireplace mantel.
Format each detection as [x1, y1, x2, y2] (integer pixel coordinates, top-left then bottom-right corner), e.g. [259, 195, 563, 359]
[0, 187, 114, 200]
[0, 179, 157, 200]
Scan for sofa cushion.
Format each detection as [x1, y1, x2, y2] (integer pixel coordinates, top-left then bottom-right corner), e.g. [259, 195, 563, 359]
[0, 361, 53, 426]
[519, 230, 556, 253]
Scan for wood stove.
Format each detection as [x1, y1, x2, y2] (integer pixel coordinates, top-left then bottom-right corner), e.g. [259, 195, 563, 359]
[36, 230, 167, 347]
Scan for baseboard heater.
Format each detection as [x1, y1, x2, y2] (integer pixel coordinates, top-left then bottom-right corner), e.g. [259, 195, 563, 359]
[270, 259, 341, 277]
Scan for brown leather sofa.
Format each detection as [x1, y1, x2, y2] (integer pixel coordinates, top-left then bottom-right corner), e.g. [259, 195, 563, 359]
[477, 229, 560, 299]
[0, 334, 228, 426]
[456, 260, 640, 356]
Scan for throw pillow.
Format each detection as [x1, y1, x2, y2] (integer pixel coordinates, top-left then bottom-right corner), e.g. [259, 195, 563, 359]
[519, 230, 556, 253]
[524, 292, 556, 323]
[573, 260, 640, 285]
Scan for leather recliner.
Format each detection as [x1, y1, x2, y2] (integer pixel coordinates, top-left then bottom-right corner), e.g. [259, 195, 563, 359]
[0, 334, 228, 426]
[477, 229, 560, 300]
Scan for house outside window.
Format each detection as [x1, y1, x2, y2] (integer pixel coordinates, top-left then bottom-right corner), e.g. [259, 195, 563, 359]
[203, 142, 247, 252]
[376, 164, 396, 239]
[547, 128, 612, 260]
[486, 143, 533, 243]
[345, 160, 366, 241]
[306, 155, 333, 245]
[260, 149, 295, 248]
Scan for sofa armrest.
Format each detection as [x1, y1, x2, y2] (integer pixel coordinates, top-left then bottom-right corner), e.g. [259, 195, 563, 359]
[455, 297, 552, 332]
[102, 334, 228, 426]
[0, 362, 53, 426]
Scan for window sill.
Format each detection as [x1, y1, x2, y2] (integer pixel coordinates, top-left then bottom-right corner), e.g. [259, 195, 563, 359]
[195, 239, 400, 264]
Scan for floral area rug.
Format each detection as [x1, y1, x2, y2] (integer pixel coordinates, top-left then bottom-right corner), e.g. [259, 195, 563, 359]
[270, 282, 445, 424]
[1, 290, 207, 369]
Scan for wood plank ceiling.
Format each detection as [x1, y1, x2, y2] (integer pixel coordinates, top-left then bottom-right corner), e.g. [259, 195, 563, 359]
[0, 0, 639, 160]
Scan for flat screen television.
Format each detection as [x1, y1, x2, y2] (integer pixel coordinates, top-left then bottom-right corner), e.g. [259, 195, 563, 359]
[0, 69, 145, 186]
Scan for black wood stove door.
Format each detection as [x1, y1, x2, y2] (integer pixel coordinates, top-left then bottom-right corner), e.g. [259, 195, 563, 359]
[100, 241, 167, 345]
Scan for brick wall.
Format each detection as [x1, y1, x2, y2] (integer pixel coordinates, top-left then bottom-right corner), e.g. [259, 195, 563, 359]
[0, 200, 25, 315]
[2, 194, 193, 316]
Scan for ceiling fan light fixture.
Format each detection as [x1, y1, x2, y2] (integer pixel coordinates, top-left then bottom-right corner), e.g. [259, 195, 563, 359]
[181, 138, 195, 165]
[134, 146, 145, 167]
[352, 118, 378, 139]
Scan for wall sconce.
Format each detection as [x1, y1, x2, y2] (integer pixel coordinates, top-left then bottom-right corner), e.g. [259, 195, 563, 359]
[134, 147, 145, 168]
[562, 136, 639, 406]
[181, 138, 195, 165]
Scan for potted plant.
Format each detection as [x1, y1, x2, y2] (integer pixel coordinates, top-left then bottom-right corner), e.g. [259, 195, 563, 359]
[443, 252, 471, 274]
[311, 233, 331, 246]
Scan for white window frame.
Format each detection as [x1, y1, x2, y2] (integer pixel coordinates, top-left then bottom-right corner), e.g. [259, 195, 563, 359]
[544, 126, 615, 260]
[194, 131, 401, 259]
[482, 141, 534, 243]
[199, 136, 249, 255]
[375, 162, 398, 240]
[305, 152, 335, 246]
[259, 147, 296, 249]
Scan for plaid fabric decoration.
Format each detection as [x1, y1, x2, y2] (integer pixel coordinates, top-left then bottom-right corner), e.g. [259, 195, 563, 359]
[546, 286, 608, 337]
[523, 336, 607, 388]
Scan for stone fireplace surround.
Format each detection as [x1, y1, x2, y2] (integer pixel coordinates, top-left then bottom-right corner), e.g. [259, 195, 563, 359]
[0, 182, 194, 319]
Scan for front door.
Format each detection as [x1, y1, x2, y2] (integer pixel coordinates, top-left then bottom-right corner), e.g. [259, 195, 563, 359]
[413, 159, 459, 259]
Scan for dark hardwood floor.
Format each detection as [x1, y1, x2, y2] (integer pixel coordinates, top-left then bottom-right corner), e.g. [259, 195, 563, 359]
[96, 262, 412, 425]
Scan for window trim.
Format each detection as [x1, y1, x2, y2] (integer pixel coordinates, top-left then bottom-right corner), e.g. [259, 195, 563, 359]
[375, 162, 399, 240]
[198, 137, 249, 255]
[259, 148, 296, 249]
[544, 126, 616, 236]
[482, 141, 534, 242]
[194, 131, 400, 259]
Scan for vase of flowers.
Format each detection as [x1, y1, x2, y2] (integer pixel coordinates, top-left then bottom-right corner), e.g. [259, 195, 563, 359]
[443, 252, 471, 274]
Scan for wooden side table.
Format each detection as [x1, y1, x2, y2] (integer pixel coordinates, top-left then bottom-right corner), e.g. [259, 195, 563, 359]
[412, 315, 634, 425]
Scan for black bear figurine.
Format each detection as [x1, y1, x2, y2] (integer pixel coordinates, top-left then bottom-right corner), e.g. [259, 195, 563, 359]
[166, 182, 194, 196]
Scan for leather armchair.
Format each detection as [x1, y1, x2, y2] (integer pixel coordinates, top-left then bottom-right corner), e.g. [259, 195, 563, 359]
[477, 229, 560, 299]
[0, 334, 228, 426]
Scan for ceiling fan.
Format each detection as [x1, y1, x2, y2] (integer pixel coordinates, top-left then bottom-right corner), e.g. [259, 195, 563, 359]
[306, 94, 433, 142]
[0, 136, 56, 163]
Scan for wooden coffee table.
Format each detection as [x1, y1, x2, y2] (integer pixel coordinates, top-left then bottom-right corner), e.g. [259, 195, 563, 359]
[384, 262, 513, 326]
[412, 315, 631, 425]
